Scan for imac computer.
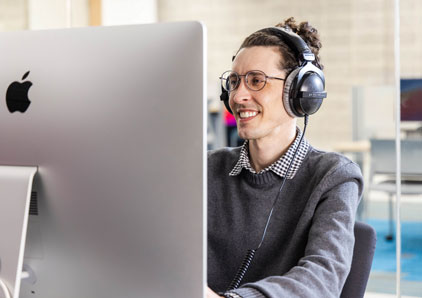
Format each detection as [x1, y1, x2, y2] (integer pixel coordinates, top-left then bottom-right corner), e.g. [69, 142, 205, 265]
[0, 21, 206, 298]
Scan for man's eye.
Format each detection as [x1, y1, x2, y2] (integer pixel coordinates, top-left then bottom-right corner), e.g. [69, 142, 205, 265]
[251, 77, 263, 85]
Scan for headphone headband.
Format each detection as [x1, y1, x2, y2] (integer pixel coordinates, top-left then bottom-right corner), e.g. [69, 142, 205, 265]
[257, 27, 315, 64]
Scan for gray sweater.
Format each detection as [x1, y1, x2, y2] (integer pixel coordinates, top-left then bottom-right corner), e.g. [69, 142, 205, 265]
[207, 145, 363, 298]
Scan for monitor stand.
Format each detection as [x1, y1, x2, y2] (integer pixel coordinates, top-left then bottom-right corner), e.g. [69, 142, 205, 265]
[0, 166, 37, 298]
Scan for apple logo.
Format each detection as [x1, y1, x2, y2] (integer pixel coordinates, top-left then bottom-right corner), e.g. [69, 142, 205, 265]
[6, 71, 33, 113]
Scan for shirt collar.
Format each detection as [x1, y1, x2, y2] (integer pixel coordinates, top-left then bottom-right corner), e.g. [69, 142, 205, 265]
[229, 127, 309, 179]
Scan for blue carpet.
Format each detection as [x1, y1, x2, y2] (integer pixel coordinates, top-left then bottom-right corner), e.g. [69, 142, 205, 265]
[366, 219, 422, 281]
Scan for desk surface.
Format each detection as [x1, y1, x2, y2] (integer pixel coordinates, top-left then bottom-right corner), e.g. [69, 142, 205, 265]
[333, 140, 371, 153]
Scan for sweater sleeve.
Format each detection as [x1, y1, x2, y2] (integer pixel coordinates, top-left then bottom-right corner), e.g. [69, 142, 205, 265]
[231, 162, 363, 298]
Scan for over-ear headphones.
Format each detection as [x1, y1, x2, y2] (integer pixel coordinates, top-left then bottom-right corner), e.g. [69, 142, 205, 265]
[220, 26, 327, 118]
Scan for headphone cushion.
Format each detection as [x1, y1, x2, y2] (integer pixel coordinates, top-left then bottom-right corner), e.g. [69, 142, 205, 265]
[220, 87, 233, 114]
[283, 67, 301, 118]
[223, 97, 232, 114]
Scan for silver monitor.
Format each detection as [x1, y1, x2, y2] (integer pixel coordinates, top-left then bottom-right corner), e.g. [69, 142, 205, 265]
[0, 21, 206, 298]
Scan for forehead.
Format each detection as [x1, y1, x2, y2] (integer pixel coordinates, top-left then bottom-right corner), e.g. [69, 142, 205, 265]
[232, 46, 283, 74]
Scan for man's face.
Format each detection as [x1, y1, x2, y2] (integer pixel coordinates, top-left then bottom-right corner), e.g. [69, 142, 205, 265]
[229, 46, 294, 142]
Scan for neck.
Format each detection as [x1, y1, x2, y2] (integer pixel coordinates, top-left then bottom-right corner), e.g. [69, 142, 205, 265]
[248, 123, 297, 172]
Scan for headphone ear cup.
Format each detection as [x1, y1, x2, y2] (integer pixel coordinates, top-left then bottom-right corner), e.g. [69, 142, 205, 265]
[283, 67, 301, 118]
[295, 72, 325, 116]
[283, 66, 326, 117]
[220, 88, 233, 114]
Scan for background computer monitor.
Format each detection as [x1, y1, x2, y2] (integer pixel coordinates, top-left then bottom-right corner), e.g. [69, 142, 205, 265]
[401, 78, 422, 122]
[0, 21, 206, 298]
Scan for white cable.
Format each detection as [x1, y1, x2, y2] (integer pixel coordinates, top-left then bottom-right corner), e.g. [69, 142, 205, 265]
[0, 279, 11, 298]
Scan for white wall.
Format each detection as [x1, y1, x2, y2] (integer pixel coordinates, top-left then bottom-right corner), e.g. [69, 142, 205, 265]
[102, 0, 157, 26]
[0, 0, 27, 31]
[28, 0, 89, 29]
[26, 0, 158, 29]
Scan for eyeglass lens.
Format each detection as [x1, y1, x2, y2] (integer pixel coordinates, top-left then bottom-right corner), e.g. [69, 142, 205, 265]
[221, 71, 267, 92]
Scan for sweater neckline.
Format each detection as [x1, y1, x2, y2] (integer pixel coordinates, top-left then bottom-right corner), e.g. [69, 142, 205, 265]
[242, 169, 281, 185]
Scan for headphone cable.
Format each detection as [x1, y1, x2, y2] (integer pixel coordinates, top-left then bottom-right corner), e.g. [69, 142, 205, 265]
[226, 114, 309, 291]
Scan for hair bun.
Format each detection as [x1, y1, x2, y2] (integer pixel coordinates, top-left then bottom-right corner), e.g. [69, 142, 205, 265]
[276, 17, 323, 69]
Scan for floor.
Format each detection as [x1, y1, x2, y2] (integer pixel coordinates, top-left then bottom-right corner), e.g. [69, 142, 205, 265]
[363, 192, 422, 297]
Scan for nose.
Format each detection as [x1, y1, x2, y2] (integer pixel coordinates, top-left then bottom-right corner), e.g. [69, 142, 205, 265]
[230, 77, 252, 106]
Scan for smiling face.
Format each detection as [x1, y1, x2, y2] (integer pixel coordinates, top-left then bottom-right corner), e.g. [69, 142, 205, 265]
[229, 46, 295, 142]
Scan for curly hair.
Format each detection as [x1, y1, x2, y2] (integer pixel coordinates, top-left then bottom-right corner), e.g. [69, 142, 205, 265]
[237, 17, 323, 72]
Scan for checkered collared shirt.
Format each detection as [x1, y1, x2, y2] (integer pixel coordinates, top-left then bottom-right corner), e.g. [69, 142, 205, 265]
[229, 128, 309, 179]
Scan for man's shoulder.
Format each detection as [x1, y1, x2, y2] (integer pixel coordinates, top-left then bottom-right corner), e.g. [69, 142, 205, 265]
[208, 146, 241, 162]
[302, 145, 364, 205]
[207, 147, 242, 176]
[305, 146, 363, 179]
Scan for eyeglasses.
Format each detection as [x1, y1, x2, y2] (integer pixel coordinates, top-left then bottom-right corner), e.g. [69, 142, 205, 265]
[219, 70, 285, 92]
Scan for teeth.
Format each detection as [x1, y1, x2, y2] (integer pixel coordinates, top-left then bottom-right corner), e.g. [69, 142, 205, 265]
[239, 111, 257, 118]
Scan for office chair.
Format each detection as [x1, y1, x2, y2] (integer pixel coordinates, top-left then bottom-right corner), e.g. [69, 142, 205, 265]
[340, 221, 377, 298]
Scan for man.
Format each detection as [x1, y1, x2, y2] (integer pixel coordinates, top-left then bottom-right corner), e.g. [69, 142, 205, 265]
[207, 18, 363, 298]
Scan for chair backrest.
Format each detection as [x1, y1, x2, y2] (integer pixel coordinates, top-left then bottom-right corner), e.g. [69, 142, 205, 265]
[340, 221, 377, 298]
[370, 139, 422, 176]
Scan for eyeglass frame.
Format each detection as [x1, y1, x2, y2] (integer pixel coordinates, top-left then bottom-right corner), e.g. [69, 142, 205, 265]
[219, 70, 285, 92]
